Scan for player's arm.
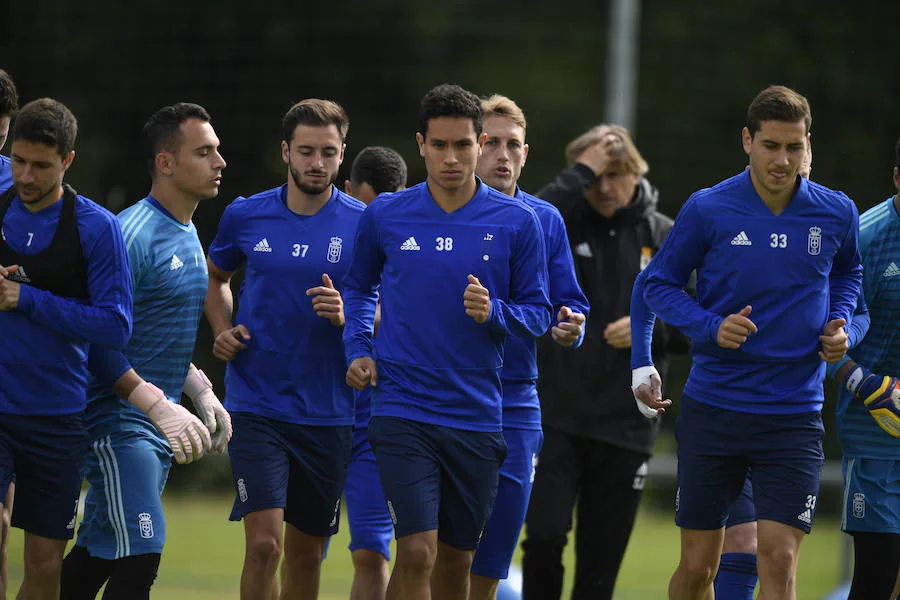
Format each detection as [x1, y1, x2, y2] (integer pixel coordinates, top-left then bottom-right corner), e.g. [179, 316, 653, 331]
[479, 208, 552, 338]
[820, 200, 864, 361]
[545, 210, 589, 348]
[0, 210, 133, 348]
[205, 203, 251, 361]
[630, 266, 671, 417]
[643, 198, 725, 344]
[342, 208, 382, 390]
[535, 163, 595, 212]
[87, 345, 211, 463]
[834, 355, 900, 438]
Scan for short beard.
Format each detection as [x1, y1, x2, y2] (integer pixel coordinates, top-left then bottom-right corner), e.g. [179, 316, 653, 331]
[290, 164, 334, 196]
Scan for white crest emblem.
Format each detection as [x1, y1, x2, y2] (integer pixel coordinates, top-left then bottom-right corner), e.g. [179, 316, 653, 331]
[807, 226, 822, 256]
[138, 512, 154, 539]
[327, 237, 343, 264]
[237, 478, 248, 502]
[852, 493, 865, 519]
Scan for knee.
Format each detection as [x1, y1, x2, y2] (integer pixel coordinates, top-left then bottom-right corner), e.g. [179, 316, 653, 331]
[397, 538, 437, 575]
[24, 544, 64, 579]
[352, 549, 388, 575]
[757, 543, 797, 579]
[283, 542, 322, 574]
[677, 555, 718, 588]
[723, 522, 758, 554]
[435, 548, 472, 577]
[245, 534, 282, 570]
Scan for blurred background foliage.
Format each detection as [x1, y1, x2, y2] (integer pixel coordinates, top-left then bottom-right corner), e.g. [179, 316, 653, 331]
[3, 0, 898, 496]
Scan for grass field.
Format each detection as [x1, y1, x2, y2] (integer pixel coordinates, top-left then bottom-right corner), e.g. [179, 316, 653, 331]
[6, 492, 849, 599]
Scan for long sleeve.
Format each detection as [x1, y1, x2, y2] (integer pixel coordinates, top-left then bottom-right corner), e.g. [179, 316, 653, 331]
[535, 164, 594, 212]
[643, 198, 722, 344]
[827, 202, 863, 324]
[87, 345, 132, 387]
[485, 208, 552, 338]
[15, 211, 132, 349]
[342, 207, 382, 362]
[546, 209, 590, 347]
[630, 267, 656, 368]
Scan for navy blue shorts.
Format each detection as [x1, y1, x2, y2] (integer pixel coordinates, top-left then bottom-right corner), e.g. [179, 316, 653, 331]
[344, 426, 393, 559]
[675, 397, 824, 533]
[725, 476, 756, 528]
[228, 412, 352, 537]
[368, 416, 507, 551]
[0, 412, 87, 540]
[471, 427, 543, 579]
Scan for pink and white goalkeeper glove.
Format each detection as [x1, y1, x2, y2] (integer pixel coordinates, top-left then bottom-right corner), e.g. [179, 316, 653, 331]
[184, 366, 233, 453]
[129, 382, 211, 463]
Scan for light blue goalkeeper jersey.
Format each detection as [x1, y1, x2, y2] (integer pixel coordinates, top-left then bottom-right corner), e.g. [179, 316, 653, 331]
[85, 196, 208, 438]
[837, 197, 900, 458]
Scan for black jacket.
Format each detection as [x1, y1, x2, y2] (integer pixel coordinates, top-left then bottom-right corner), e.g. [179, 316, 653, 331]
[535, 163, 687, 455]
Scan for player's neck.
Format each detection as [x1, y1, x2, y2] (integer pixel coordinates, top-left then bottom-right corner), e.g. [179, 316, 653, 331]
[427, 176, 478, 213]
[285, 181, 331, 216]
[749, 172, 795, 216]
[149, 183, 199, 225]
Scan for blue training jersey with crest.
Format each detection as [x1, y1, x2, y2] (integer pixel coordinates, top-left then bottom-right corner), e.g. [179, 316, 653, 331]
[342, 180, 552, 433]
[0, 156, 11, 192]
[500, 188, 589, 430]
[85, 196, 208, 438]
[208, 184, 365, 426]
[837, 196, 900, 458]
[643, 170, 862, 414]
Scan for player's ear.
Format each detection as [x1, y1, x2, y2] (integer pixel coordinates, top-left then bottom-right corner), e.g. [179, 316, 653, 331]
[339, 143, 346, 166]
[478, 132, 488, 148]
[155, 152, 174, 176]
[61, 150, 76, 171]
[741, 127, 752, 155]
[416, 132, 425, 158]
[344, 179, 352, 195]
[522, 143, 530, 165]
[281, 140, 290, 165]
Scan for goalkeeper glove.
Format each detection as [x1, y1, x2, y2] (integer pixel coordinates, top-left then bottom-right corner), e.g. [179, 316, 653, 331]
[845, 364, 900, 438]
[184, 366, 233, 453]
[129, 382, 211, 463]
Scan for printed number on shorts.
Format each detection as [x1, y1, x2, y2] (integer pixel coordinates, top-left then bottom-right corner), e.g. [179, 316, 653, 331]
[805, 495, 817, 509]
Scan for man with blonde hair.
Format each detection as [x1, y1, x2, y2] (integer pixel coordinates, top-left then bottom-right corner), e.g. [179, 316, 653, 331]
[471, 94, 588, 600]
[522, 122, 685, 599]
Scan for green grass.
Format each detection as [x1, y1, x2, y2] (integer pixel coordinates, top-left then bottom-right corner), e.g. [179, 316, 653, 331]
[6, 493, 848, 599]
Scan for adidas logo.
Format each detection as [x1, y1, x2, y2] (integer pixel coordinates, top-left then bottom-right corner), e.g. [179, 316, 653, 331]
[6, 266, 30, 283]
[169, 254, 184, 271]
[797, 509, 812, 524]
[253, 238, 273, 253]
[731, 231, 752, 246]
[574, 242, 593, 258]
[884, 262, 900, 278]
[400, 236, 420, 251]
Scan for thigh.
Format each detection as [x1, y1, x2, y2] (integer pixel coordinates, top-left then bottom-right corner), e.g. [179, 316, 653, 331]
[471, 428, 543, 580]
[11, 413, 87, 540]
[228, 412, 290, 522]
[285, 424, 352, 537]
[524, 427, 581, 544]
[841, 457, 900, 534]
[368, 416, 441, 541]
[749, 411, 824, 534]
[78, 432, 171, 559]
[345, 428, 393, 561]
[436, 425, 507, 551]
[675, 398, 748, 531]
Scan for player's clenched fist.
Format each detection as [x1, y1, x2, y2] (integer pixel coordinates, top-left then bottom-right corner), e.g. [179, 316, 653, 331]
[464, 274, 491, 323]
[818, 318, 848, 363]
[213, 324, 251, 361]
[306, 273, 345, 327]
[346, 356, 378, 390]
[551, 306, 586, 348]
[716, 305, 757, 349]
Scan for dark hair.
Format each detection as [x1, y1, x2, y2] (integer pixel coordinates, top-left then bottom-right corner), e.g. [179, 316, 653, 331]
[419, 84, 483, 137]
[12, 98, 78, 156]
[350, 146, 408, 194]
[746, 85, 812, 136]
[143, 102, 211, 175]
[0, 70, 19, 119]
[282, 99, 349, 144]
[895, 135, 900, 170]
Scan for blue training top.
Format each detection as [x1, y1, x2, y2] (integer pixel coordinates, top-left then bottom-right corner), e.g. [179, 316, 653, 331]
[342, 180, 552, 433]
[208, 184, 365, 426]
[643, 170, 862, 413]
[0, 192, 132, 415]
[86, 196, 209, 438]
[837, 197, 900, 458]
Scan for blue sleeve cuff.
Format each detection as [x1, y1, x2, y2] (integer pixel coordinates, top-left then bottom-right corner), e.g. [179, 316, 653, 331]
[14, 284, 35, 314]
[826, 356, 851, 381]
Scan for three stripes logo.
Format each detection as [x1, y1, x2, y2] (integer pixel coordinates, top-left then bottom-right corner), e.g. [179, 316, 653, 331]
[797, 509, 812, 525]
[884, 262, 900, 278]
[169, 254, 184, 271]
[400, 236, 420, 251]
[730, 231, 752, 246]
[253, 238, 273, 253]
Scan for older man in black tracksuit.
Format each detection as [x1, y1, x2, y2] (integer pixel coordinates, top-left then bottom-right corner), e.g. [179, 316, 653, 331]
[521, 125, 687, 600]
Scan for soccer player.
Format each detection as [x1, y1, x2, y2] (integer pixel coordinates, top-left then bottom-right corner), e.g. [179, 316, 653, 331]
[826, 136, 900, 599]
[0, 98, 133, 600]
[59, 102, 230, 600]
[642, 85, 862, 600]
[0, 66, 18, 595]
[471, 94, 588, 600]
[341, 145, 408, 600]
[342, 83, 552, 600]
[205, 99, 363, 600]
